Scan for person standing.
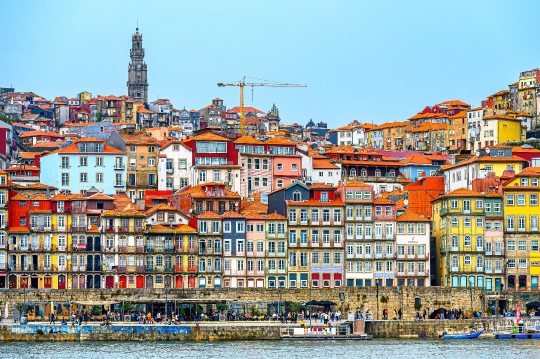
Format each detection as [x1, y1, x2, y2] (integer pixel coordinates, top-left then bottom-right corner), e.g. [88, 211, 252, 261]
[49, 312, 55, 325]
[398, 308, 402, 320]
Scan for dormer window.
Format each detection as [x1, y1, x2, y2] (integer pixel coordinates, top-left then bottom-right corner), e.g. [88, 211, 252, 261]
[292, 191, 302, 201]
[81, 143, 88, 152]
[321, 192, 328, 202]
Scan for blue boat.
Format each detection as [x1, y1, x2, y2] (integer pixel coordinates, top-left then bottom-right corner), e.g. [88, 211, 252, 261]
[443, 330, 484, 339]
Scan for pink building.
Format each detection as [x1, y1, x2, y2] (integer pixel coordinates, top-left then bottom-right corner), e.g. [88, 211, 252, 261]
[245, 213, 267, 288]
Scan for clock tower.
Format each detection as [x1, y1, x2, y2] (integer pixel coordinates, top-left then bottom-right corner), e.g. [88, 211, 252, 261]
[127, 27, 149, 104]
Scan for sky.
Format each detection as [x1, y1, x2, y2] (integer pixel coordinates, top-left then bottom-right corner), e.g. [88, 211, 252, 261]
[1, 0, 539, 127]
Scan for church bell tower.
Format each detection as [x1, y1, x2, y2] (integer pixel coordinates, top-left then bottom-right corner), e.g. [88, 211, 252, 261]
[127, 27, 149, 104]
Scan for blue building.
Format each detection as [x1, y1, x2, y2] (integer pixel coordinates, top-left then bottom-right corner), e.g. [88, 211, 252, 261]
[267, 182, 311, 216]
[221, 211, 247, 288]
[400, 153, 449, 182]
[40, 137, 127, 194]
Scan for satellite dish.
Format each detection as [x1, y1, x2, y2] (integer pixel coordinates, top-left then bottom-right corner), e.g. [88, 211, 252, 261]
[485, 147, 491, 154]
[475, 151, 480, 157]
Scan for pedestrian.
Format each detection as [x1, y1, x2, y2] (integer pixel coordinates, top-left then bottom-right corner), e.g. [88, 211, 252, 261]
[84, 310, 89, 324]
[423, 309, 426, 320]
[49, 312, 55, 325]
[398, 308, 402, 320]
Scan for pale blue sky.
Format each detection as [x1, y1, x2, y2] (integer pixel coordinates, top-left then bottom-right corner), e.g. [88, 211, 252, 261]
[1, 0, 539, 126]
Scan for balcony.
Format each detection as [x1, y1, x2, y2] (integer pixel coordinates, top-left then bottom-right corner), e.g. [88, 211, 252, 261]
[164, 247, 174, 253]
[440, 208, 449, 216]
[72, 226, 87, 232]
[136, 246, 144, 253]
[187, 266, 197, 273]
[114, 164, 125, 170]
[136, 266, 145, 273]
[166, 168, 174, 173]
[164, 266, 173, 272]
[58, 245, 67, 251]
[145, 247, 155, 253]
[145, 266, 154, 272]
[117, 266, 127, 273]
[174, 267, 184, 273]
[188, 246, 198, 254]
[118, 246, 127, 253]
[103, 246, 117, 253]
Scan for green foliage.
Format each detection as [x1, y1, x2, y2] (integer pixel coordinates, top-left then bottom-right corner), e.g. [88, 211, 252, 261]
[215, 303, 228, 312]
[122, 302, 134, 312]
[97, 113, 102, 122]
[0, 115, 11, 124]
[414, 303, 423, 311]
[15, 303, 28, 314]
[178, 307, 186, 318]
[487, 306, 493, 315]
[289, 302, 303, 313]
[380, 295, 388, 304]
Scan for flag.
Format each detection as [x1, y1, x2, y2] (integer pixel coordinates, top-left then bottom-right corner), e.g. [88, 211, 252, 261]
[516, 303, 521, 325]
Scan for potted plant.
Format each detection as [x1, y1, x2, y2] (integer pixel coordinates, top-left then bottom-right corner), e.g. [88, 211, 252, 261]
[178, 307, 186, 322]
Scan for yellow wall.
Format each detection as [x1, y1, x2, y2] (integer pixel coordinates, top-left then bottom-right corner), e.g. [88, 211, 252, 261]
[497, 120, 523, 143]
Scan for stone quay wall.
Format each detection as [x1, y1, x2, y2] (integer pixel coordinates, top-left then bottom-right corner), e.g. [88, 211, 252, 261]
[0, 324, 282, 342]
[0, 287, 489, 319]
[367, 318, 519, 338]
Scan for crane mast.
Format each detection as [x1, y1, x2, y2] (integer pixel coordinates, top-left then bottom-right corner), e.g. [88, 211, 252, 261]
[217, 76, 306, 135]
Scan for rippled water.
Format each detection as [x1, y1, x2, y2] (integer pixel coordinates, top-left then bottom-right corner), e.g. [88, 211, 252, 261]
[4, 339, 540, 359]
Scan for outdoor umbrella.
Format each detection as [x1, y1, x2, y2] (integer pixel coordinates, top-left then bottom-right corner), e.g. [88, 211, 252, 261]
[4, 302, 7, 318]
[526, 301, 540, 307]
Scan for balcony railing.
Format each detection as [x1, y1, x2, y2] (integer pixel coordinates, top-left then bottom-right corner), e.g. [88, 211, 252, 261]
[136, 266, 145, 273]
[145, 266, 154, 272]
[117, 266, 127, 273]
[136, 246, 144, 253]
[145, 247, 155, 253]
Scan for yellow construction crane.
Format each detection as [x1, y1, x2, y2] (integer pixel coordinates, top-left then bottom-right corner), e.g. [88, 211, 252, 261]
[217, 76, 307, 135]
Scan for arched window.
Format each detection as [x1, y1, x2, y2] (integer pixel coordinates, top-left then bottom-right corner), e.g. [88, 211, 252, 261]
[292, 191, 302, 201]
[136, 42, 140, 49]
[464, 255, 471, 266]
[360, 168, 367, 177]
[341, 169, 347, 177]
[350, 168, 356, 177]
[146, 256, 154, 267]
[388, 169, 395, 177]
[375, 169, 381, 177]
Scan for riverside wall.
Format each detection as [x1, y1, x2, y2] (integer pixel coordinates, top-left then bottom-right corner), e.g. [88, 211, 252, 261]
[0, 287, 494, 320]
[0, 324, 282, 342]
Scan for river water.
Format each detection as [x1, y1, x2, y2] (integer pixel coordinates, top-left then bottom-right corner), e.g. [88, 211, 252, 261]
[3, 339, 540, 359]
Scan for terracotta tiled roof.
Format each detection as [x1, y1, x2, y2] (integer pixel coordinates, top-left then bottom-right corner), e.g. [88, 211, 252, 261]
[233, 135, 265, 145]
[514, 167, 540, 177]
[408, 123, 447, 133]
[374, 197, 394, 204]
[309, 183, 336, 189]
[19, 130, 64, 138]
[243, 212, 266, 220]
[286, 197, 344, 206]
[397, 211, 429, 222]
[146, 203, 178, 216]
[11, 194, 28, 201]
[182, 183, 240, 199]
[266, 212, 287, 220]
[5, 165, 40, 172]
[312, 159, 339, 169]
[147, 224, 177, 233]
[221, 211, 245, 219]
[176, 224, 197, 233]
[50, 193, 70, 201]
[197, 211, 222, 219]
[440, 157, 476, 171]
[229, 106, 264, 114]
[187, 132, 230, 142]
[485, 191, 502, 197]
[440, 187, 483, 198]
[476, 155, 527, 163]
[112, 193, 143, 213]
[240, 198, 268, 215]
[483, 115, 522, 121]
[69, 194, 86, 200]
[31, 194, 49, 200]
[122, 132, 159, 145]
[343, 180, 372, 187]
[265, 137, 296, 146]
[400, 153, 433, 165]
[86, 193, 114, 201]
[19, 151, 46, 159]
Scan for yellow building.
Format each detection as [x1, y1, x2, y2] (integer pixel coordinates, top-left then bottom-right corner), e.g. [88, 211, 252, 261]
[503, 167, 540, 291]
[433, 188, 486, 288]
[0, 171, 7, 289]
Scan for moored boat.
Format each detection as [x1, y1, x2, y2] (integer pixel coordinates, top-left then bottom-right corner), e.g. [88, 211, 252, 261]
[443, 330, 484, 339]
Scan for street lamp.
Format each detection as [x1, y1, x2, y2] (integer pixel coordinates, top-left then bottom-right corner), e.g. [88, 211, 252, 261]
[165, 281, 169, 324]
[309, 284, 312, 326]
[469, 277, 474, 319]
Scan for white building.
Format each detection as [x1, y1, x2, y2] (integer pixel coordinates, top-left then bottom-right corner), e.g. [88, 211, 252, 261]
[395, 211, 431, 287]
[466, 107, 484, 151]
[157, 140, 192, 191]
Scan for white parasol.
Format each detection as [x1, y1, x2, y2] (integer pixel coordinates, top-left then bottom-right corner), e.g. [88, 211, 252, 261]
[4, 302, 7, 319]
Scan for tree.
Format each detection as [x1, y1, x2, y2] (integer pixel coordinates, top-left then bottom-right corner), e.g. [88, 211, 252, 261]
[0, 115, 11, 124]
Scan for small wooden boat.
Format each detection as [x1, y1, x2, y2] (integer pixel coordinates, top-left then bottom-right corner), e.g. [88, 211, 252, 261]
[443, 330, 484, 339]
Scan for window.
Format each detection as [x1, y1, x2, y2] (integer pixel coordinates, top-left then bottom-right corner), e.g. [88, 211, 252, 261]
[277, 180, 283, 188]
[476, 218, 483, 227]
[463, 200, 470, 211]
[291, 164, 297, 171]
[506, 194, 514, 206]
[507, 259, 516, 268]
[531, 195, 538, 206]
[518, 240, 527, 251]
[506, 216, 514, 231]
[80, 173, 87, 182]
[451, 218, 458, 227]
[475, 200, 483, 209]
[518, 258, 527, 268]
[277, 163, 283, 171]
[464, 256, 471, 266]
[532, 216, 539, 231]
[517, 194, 526, 206]
[494, 203, 501, 212]
[464, 218, 471, 227]
[464, 235, 471, 246]
[507, 240, 515, 251]
[61, 173, 69, 186]
[79, 157, 87, 166]
[61, 157, 69, 169]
